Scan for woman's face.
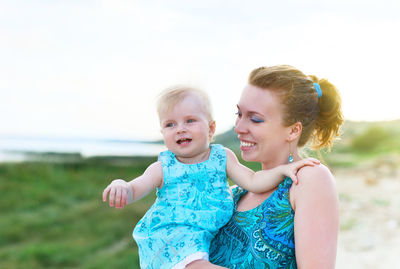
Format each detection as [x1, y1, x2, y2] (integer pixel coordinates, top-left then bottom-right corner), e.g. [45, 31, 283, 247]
[235, 84, 290, 167]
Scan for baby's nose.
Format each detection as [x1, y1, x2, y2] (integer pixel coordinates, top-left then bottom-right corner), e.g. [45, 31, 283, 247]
[176, 124, 187, 133]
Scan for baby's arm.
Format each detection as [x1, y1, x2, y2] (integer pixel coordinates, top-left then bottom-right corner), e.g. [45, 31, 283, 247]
[102, 161, 163, 208]
[225, 148, 319, 194]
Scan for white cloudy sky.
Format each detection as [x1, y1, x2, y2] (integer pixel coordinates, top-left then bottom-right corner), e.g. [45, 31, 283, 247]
[1, 0, 399, 141]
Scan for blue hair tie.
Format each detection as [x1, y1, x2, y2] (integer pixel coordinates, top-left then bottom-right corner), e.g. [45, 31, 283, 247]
[313, 82, 322, 98]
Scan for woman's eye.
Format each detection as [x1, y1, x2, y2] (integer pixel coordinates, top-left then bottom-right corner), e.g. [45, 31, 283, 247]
[251, 116, 264, 123]
[235, 111, 242, 118]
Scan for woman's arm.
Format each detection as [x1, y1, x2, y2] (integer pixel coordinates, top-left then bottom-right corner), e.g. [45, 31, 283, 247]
[102, 161, 163, 208]
[225, 148, 319, 193]
[290, 165, 339, 269]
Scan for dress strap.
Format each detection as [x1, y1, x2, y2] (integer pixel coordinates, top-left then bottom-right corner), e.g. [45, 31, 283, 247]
[231, 186, 247, 206]
[158, 150, 175, 166]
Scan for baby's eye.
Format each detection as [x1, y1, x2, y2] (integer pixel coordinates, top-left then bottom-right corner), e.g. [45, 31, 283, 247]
[250, 116, 264, 123]
[165, 122, 174, 127]
[187, 119, 195, 123]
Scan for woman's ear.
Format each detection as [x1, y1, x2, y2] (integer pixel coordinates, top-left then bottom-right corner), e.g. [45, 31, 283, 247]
[287, 121, 302, 142]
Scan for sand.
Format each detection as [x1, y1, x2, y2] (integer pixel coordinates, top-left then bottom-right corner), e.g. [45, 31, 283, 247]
[335, 158, 400, 268]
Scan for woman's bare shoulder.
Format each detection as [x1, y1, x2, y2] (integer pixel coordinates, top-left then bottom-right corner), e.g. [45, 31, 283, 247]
[290, 164, 337, 209]
[296, 163, 334, 184]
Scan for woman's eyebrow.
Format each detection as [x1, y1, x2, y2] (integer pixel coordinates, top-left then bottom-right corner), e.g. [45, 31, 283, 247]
[237, 104, 265, 116]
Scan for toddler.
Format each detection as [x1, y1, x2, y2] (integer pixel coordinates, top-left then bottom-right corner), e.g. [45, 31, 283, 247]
[102, 86, 318, 269]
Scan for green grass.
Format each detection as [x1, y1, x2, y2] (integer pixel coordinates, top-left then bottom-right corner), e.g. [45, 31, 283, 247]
[0, 158, 157, 269]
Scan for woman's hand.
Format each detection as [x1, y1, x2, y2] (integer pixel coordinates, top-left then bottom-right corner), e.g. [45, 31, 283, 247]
[102, 179, 134, 208]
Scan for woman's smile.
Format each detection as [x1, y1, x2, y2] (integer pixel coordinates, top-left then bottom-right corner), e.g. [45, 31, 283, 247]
[239, 139, 256, 150]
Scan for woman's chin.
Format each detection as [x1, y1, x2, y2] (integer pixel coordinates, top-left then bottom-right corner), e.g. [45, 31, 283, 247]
[241, 152, 257, 162]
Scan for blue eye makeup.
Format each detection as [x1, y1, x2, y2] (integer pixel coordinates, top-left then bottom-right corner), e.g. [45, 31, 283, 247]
[250, 116, 264, 123]
[236, 107, 264, 123]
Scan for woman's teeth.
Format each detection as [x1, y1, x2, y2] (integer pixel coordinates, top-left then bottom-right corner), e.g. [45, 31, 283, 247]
[241, 141, 255, 147]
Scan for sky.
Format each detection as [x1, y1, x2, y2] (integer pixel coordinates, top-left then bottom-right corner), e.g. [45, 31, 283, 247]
[1, 0, 399, 141]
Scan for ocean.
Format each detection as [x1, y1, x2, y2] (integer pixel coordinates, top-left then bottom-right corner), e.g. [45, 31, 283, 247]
[0, 136, 166, 162]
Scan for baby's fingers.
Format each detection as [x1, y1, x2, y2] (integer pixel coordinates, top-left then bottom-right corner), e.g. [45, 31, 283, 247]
[305, 157, 320, 164]
[299, 158, 319, 168]
[120, 189, 128, 208]
[109, 187, 117, 207]
[102, 185, 111, 202]
[303, 160, 317, 167]
[289, 172, 298, 184]
[114, 188, 121, 208]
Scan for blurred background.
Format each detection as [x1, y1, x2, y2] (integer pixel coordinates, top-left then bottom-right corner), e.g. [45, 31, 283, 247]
[1, 0, 399, 268]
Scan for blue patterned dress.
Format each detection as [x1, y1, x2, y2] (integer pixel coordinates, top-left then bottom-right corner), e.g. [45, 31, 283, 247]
[209, 177, 297, 268]
[133, 144, 234, 269]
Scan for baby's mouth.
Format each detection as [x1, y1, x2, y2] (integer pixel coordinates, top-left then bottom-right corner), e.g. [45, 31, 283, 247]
[177, 138, 192, 144]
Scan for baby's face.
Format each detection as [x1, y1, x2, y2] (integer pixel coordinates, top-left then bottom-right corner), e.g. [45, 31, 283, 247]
[160, 95, 215, 163]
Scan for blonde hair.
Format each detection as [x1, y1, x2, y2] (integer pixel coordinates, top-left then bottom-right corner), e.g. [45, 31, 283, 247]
[248, 65, 344, 150]
[156, 85, 213, 122]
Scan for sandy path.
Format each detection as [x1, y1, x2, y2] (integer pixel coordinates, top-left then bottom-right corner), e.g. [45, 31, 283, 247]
[335, 164, 400, 268]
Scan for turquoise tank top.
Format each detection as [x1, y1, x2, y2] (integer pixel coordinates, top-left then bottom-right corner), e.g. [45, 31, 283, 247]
[209, 177, 297, 268]
[133, 144, 234, 269]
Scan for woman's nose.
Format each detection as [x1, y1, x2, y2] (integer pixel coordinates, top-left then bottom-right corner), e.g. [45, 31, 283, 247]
[234, 118, 246, 134]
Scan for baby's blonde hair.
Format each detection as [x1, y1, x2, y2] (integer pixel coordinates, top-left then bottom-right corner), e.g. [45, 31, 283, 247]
[157, 85, 214, 122]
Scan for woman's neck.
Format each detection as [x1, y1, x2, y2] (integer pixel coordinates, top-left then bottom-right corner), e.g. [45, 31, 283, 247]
[261, 148, 300, 170]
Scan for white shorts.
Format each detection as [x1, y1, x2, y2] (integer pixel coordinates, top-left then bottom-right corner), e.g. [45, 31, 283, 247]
[171, 252, 209, 269]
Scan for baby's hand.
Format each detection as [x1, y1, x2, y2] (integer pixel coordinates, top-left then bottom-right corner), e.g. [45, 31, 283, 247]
[281, 158, 320, 184]
[102, 179, 134, 208]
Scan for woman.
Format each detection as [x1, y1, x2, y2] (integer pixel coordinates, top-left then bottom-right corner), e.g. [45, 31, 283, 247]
[188, 65, 343, 268]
